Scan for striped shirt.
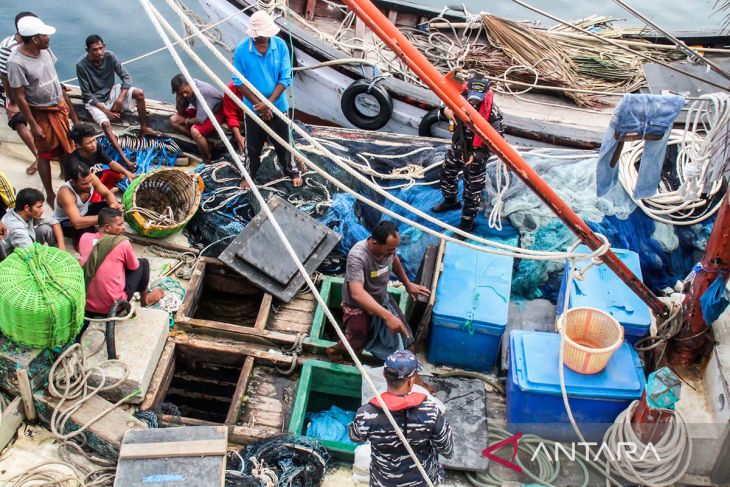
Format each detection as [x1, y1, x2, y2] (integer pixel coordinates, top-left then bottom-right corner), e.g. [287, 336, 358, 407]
[0, 35, 18, 107]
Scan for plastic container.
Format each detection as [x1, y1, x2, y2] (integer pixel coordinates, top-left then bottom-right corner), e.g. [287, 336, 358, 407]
[507, 330, 645, 441]
[428, 242, 513, 372]
[307, 276, 409, 348]
[557, 245, 651, 344]
[558, 307, 624, 374]
[288, 359, 362, 461]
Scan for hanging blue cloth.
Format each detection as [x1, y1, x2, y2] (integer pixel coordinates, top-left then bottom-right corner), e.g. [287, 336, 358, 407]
[700, 274, 730, 326]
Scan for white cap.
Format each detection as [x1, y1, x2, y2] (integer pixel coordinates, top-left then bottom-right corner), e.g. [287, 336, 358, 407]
[17, 17, 56, 37]
[246, 11, 280, 38]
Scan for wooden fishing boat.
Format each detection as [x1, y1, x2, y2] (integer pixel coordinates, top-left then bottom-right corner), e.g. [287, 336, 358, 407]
[197, 0, 730, 149]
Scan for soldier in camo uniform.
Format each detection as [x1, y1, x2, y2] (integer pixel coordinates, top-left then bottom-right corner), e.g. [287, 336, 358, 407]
[431, 76, 504, 235]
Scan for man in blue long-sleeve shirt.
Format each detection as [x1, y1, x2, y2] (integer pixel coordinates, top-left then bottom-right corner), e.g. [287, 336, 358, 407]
[76, 34, 159, 170]
[232, 11, 302, 189]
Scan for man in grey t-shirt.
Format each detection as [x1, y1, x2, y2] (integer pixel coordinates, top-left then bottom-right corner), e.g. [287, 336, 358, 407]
[328, 221, 430, 363]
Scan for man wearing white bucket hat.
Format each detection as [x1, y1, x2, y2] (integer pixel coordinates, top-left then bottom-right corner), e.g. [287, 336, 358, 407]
[233, 11, 302, 190]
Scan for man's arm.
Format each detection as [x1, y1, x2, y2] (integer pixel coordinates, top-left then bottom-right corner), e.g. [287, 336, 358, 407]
[91, 175, 122, 209]
[431, 409, 454, 459]
[111, 54, 132, 113]
[51, 222, 65, 250]
[0, 221, 6, 240]
[12, 85, 42, 139]
[1, 74, 13, 105]
[392, 255, 430, 300]
[6, 225, 34, 249]
[76, 62, 99, 107]
[350, 281, 408, 338]
[348, 406, 371, 443]
[58, 188, 98, 230]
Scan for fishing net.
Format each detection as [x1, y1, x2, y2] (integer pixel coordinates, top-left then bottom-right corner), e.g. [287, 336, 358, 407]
[184, 123, 712, 302]
[99, 135, 181, 191]
[0, 244, 85, 348]
[225, 435, 331, 487]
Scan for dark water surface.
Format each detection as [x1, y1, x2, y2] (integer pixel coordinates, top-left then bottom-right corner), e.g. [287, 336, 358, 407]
[0, 0, 723, 102]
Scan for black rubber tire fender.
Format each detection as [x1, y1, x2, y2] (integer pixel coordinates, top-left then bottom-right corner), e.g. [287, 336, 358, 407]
[418, 108, 445, 137]
[340, 79, 393, 130]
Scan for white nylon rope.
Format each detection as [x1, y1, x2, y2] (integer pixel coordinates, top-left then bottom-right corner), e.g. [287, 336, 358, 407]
[161, 0, 612, 262]
[139, 2, 437, 484]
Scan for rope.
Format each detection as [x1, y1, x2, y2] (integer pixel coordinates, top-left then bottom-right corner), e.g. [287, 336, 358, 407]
[249, 458, 278, 487]
[153, 0, 617, 263]
[603, 401, 692, 486]
[149, 245, 197, 280]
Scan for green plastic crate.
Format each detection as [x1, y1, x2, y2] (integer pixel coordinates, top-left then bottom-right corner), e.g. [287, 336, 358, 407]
[307, 276, 409, 348]
[288, 359, 362, 461]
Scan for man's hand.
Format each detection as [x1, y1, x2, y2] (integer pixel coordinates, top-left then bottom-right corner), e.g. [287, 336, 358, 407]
[236, 137, 246, 154]
[109, 201, 123, 211]
[405, 282, 431, 300]
[56, 240, 66, 251]
[102, 107, 121, 122]
[443, 106, 456, 122]
[110, 94, 125, 113]
[253, 102, 273, 121]
[31, 123, 45, 140]
[0, 221, 6, 240]
[385, 313, 409, 339]
[465, 154, 475, 165]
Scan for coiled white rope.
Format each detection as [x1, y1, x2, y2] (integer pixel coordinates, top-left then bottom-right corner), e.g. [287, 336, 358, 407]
[158, 0, 615, 263]
[618, 129, 725, 226]
[603, 401, 691, 486]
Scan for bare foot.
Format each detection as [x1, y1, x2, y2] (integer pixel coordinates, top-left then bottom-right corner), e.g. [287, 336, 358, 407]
[140, 127, 162, 137]
[26, 161, 38, 175]
[325, 345, 349, 364]
[291, 176, 303, 188]
[143, 287, 165, 307]
[239, 179, 250, 191]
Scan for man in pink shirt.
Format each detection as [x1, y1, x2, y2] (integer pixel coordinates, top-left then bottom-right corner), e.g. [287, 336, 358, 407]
[78, 207, 164, 314]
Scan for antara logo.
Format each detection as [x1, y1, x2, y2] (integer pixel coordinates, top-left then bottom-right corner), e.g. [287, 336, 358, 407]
[482, 433, 663, 473]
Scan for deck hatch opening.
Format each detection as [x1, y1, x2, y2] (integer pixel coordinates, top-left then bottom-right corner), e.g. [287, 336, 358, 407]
[190, 267, 266, 328]
[163, 344, 244, 423]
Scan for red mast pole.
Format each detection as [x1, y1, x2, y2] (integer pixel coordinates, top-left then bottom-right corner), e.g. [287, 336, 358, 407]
[669, 194, 730, 364]
[341, 0, 669, 317]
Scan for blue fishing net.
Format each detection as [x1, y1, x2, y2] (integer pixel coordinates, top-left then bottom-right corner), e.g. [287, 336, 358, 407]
[185, 124, 713, 302]
[99, 136, 180, 191]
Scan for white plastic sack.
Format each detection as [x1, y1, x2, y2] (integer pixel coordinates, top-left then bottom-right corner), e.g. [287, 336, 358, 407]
[352, 443, 371, 484]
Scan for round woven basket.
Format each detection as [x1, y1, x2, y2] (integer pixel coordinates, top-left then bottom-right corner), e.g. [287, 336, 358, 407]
[558, 307, 624, 375]
[0, 244, 85, 348]
[123, 168, 204, 239]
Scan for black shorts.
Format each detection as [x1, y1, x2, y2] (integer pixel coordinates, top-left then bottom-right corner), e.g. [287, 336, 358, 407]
[60, 202, 106, 245]
[8, 111, 27, 130]
[124, 258, 151, 300]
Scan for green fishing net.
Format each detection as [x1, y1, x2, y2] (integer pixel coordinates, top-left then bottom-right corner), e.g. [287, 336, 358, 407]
[0, 244, 85, 348]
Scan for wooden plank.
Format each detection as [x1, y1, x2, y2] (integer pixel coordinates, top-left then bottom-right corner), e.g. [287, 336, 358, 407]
[276, 298, 317, 313]
[254, 294, 273, 331]
[171, 336, 315, 366]
[140, 341, 176, 411]
[17, 368, 36, 422]
[305, 0, 317, 20]
[225, 356, 255, 425]
[269, 318, 312, 334]
[175, 317, 301, 344]
[0, 397, 24, 452]
[175, 261, 206, 324]
[416, 238, 445, 346]
[387, 9, 398, 24]
[119, 439, 227, 459]
[271, 308, 314, 324]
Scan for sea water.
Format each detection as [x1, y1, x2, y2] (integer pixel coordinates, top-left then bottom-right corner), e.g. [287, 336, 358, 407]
[0, 0, 723, 102]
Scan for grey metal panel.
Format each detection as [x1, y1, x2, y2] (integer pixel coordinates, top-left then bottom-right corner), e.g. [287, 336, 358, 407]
[219, 195, 341, 302]
[643, 59, 730, 98]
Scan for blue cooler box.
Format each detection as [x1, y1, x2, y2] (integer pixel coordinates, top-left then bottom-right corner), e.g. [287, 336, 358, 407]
[507, 330, 645, 441]
[557, 245, 651, 344]
[428, 242, 513, 372]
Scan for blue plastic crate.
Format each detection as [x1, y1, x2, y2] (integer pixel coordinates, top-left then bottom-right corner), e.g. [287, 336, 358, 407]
[428, 242, 513, 372]
[557, 245, 651, 344]
[507, 330, 645, 441]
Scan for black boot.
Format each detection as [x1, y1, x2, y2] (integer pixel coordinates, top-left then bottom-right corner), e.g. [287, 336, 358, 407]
[454, 218, 475, 240]
[432, 198, 461, 213]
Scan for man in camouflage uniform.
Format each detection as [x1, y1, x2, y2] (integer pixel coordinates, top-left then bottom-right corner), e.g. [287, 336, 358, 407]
[432, 77, 504, 234]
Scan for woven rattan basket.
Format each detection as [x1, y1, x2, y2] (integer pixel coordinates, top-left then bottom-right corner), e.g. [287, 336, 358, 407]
[0, 244, 85, 348]
[123, 168, 204, 238]
[557, 307, 624, 375]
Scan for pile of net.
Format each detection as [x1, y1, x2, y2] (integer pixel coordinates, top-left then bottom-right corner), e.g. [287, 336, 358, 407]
[99, 135, 181, 191]
[185, 123, 712, 302]
[224, 435, 331, 487]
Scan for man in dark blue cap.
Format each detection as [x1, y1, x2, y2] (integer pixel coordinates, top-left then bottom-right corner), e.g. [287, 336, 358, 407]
[349, 350, 453, 486]
[431, 75, 503, 235]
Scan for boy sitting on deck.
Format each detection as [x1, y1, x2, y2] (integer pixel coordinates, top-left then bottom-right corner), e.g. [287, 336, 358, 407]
[67, 122, 136, 196]
[79, 207, 164, 315]
[2, 187, 64, 250]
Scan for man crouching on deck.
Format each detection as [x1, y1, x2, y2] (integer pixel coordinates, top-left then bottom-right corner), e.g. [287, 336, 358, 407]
[326, 222, 430, 368]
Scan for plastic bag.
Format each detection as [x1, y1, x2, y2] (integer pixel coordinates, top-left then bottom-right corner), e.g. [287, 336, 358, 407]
[700, 274, 730, 325]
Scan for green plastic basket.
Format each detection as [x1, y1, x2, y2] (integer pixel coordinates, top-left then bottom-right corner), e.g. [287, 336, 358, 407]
[123, 168, 204, 239]
[0, 244, 85, 348]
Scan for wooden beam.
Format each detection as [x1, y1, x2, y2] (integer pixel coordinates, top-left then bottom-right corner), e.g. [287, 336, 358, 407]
[387, 9, 398, 24]
[225, 356, 255, 425]
[255, 294, 273, 331]
[17, 369, 36, 422]
[119, 439, 227, 459]
[171, 335, 316, 366]
[0, 397, 23, 452]
[140, 341, 176, 411]
[305, 0, 318, 20]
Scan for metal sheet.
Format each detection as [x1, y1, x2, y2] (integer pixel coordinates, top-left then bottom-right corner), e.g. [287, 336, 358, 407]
[430, 376, 489, 472]
[236, 203, 328, 286]
[219, 195, 341, 303]
[643, 59, 730, 98]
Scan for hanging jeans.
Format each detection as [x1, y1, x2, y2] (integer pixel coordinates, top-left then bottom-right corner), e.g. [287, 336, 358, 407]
[596, 94, 685, 199]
